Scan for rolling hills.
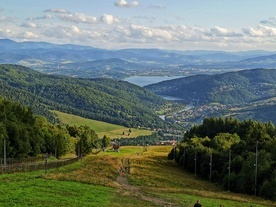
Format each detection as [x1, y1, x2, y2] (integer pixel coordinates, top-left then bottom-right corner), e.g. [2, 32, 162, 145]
[145, 68, 276, 105]
[145, 68, 276, 125]
[1, 39, 275, 79]
[0, 64, 167, 128]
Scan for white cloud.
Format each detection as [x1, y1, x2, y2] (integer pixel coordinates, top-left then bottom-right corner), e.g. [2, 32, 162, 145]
[43, 9, 120, 25]
[114, 0, 139, 8]
[207, 26, 242, 37]
[100, 14, 119, 24]
[0, 6, 275, 51]
[27, 14, 53, 21]
[42, 25, 109, 44]
[22, 31, 38, 39]
[242, 24, 276, 37]
[20, 22, 38, 28]
[57, 12, 97, 24]
[0, 28, 14, 37]
[44, 9, 70, 14]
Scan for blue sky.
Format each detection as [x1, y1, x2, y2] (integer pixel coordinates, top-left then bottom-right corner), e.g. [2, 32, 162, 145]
[0, 0, 276, 51]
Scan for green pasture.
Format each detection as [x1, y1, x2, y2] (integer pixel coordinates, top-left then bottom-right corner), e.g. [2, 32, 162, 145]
[53, 110, 153, 139]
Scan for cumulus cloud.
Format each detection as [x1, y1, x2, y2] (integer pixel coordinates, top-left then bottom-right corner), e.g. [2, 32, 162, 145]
[20, 22, 39, 28]
[42, 9, 120, 25]
[27, 14, 53, 21]
[100, 14, 119, 24]
[22, 31, 38, 39]
[242, 24, 276, 37]
[42, 24, 108, 42]
[57, 12, 97, 24]
[0, 28, 13, 37]
[114, 0, 139, 8]
[207, 26, 242, 37]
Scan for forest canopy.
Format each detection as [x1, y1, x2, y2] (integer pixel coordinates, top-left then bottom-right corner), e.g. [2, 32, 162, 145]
[0, 97, 99, 159]
[169, 116, 276, 200]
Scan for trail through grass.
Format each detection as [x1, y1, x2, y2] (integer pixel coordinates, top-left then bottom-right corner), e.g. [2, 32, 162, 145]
[0, 146, 275, 207]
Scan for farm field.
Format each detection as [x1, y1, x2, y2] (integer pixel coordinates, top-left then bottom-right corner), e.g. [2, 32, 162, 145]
[53, 110, 153, 139]
[0, 146, 275, 207]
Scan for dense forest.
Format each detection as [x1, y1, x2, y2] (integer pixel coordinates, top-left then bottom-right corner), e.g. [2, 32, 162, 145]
[146, 68, 276, 105]
[0, 64, 168, 129]
[169, 117, 276, 200]
[0, 97, 99, 158]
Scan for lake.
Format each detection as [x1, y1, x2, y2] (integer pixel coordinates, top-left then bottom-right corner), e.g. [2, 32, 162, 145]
[123, 75, 184, 87]
[123, 75, 186, 101]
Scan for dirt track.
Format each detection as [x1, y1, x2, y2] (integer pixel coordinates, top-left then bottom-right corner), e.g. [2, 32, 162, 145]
[116, 166, 174, 207]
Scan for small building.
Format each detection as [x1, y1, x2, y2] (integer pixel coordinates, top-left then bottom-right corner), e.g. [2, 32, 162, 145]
[113, 143, 120, 152]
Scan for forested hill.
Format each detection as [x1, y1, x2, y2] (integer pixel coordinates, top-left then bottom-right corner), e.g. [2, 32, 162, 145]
[0, 64, 167, 128]
[145, 68, 276, 105]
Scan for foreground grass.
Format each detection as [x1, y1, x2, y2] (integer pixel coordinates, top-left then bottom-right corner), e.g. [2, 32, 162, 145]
[0, 173, 113, 207]
[0, 146, 275, 207]
[53, 110, 153, 138]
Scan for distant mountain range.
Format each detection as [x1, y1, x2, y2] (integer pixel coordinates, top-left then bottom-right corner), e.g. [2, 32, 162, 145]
[0, 64, 167, 128]
[0, 39, 275, 79]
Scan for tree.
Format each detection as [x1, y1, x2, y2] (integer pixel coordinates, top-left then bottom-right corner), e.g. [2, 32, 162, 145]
[211, 133, 240, 151]
[102, 135, 110, 149]
[74, 125, 99, 155]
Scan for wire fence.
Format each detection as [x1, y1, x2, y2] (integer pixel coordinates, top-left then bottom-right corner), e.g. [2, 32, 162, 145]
[0, 157, 79, 174]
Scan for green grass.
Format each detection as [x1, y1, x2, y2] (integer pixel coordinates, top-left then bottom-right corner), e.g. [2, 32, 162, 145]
[0, 173, 113, 207]
[0, 146, 275, 207]
[53, 110, 153, 139]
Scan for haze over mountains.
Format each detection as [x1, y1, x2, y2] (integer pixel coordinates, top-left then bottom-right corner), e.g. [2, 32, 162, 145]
[0, 39, 275, 127]
[1, 39, 276, 79]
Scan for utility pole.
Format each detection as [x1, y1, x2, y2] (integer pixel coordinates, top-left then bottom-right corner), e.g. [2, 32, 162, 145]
[183, 147, 185, 168]
[209, 152, 212, 182]
[4, 138, 6, 173]
[254, 141, 258, 196]
[194, 148, 197, 177]
[228, 149, 231, 192]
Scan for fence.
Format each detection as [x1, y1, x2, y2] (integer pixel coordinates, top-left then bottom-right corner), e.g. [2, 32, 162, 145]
[0, 157, 80, 174]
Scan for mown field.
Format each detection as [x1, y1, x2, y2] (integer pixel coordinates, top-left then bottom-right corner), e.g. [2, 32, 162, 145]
[53, 110, 153, 139]
[0, 146, 275, 207]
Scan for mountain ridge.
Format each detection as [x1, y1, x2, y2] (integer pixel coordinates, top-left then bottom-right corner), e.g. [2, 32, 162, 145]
[1, 39, 275, 79]
[145, 68, 276, 104]
[0, 64, 167, 128]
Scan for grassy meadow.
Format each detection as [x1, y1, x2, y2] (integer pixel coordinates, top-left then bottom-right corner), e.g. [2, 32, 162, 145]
[0, 146, 275, 207]
[53, 110, 153, 139]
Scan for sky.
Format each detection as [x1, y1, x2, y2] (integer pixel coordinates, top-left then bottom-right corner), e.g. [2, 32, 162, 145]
[0, 0, 276, 51]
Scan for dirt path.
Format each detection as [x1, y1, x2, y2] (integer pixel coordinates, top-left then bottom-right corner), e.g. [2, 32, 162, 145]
[116, 173, 174, 207]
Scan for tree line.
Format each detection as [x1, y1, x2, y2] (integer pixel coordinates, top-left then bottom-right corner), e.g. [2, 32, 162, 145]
[0, 97, 100, 159]
[113, 131, 166, 146]
[169, 116, 276, 200]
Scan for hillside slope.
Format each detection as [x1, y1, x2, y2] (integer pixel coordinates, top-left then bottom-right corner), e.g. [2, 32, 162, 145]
[0, 64, 167, 128]
[145, 68, 276, 105]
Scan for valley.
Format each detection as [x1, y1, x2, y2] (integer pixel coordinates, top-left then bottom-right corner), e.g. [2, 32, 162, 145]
[1, 0, 276, 205]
